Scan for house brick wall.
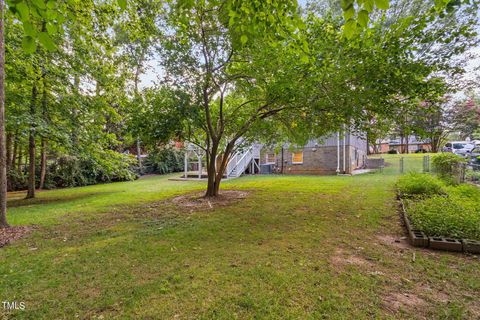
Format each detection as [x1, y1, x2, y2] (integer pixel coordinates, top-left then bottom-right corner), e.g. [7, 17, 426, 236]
[260, 145, 366, 175]
[260, 146, 366, 174]
[259, 132, 367, 175]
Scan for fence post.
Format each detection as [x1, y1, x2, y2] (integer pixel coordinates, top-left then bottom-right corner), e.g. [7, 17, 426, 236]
[423, 155, 430, 173]
[400, 157, 404, 174]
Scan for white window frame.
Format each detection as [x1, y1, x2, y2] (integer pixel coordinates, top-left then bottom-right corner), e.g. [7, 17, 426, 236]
[265, 153, 276, 164]
[292, 151, 303, 164]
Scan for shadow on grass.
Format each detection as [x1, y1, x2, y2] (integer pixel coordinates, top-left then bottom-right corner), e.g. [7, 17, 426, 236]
[7, 192, 118, 208]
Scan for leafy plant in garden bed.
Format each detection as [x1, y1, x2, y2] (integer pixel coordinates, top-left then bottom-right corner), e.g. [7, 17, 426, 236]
[396, 172, 446, 198]
[398, 173, 480, 240]
[405, 196, 480, 240]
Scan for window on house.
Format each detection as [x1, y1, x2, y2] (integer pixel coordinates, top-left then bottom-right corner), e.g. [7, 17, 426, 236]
[292, 151, 303, 164]
[265, 153, 276, 164]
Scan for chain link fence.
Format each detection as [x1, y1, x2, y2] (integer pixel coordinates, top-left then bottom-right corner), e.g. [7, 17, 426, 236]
[370, 154, 480, 186]
[466, 162, 480, 185]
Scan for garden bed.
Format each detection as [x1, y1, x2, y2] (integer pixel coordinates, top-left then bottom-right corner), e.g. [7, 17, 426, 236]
[399, 199, 480, 253]
[397, 171, 480, 253]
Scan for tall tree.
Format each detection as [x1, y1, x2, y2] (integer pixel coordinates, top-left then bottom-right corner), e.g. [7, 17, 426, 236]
[0, 0, 8, 228]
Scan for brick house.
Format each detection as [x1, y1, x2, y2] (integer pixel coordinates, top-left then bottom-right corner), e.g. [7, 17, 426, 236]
[259, 132, 368, 175]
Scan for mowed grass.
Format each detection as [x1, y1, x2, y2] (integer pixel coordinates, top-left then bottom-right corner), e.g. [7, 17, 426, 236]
[1, 156, 479, 319]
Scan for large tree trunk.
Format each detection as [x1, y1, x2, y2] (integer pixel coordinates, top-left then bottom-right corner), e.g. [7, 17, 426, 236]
[0, 0, 8, 227]
[5, 131, 11, 170]
[133, 63, 143, 175]
[39, 138, 47, 189]
[39, 73, 48, 189]
[136, 138, 143, 174]
[405, 134, 409, 154]
[16, 146, 22, 174]
[26, 83, 38, 199]
[205, 141, 235, 197]
[11, 132, 17, 170]
[71, 75, 80, 147]
[205, 142, 219, 197]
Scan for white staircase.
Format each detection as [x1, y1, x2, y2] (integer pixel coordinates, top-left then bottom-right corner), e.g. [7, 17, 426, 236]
[226, 144, 261, 178]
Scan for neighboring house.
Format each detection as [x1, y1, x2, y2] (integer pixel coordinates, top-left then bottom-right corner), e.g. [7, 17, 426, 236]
[388, 136, 431, 153]
[371, 136, 432, 154]
[259, 132, 368, 175]
[370, 139, 390, 154]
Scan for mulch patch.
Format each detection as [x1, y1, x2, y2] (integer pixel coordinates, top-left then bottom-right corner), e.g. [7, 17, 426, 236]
[0, 226, 35, 248]
[171, 190, 249, 211]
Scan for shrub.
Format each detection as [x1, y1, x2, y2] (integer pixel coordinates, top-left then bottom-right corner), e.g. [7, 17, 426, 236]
[396, 172, 445, 198]
[144, 147, 184, 174]
[388, 149, 398, 154]
[46, 151, 138, 188]
[406, 196, 480, 240]
[431, 153, 466, 184]
[7, 169, 27, 191]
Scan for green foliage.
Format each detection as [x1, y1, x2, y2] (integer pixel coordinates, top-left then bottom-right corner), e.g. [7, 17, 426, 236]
[7, 0, 64, 53]
[397, 172, 445, 197]
[403, 174, 480, 240]
[465, 169, 480, 182]
[144, 147, 185, 175]
[406, 195, 480, 240]
[431, 153, 466, 184]
[341, 0, 389, 38]
[46, 151, 138, 189]
[448, 183, 480, 199]
[7, 169, 27, 191]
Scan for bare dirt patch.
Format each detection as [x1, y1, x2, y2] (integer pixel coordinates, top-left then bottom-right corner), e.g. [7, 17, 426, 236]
[383, 292, 426, 314]
[0, 226, 35, 248]
[171, 190, 249, 211]
[329, 248, 373, 269]
[376, 234, 411, 250]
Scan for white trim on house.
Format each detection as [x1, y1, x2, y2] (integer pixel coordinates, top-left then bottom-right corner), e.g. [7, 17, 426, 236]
[265, 153, 276, 164]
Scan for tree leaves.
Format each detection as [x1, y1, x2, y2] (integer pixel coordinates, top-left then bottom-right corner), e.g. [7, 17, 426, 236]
[118, 0, 127, 10]
[341, 0, 390, 39]
[240, 34, 248, 45]
[46, 22, 57, 35]
[8, 0, 125, 54]
[38, 32, 56, 51]
[357, 10, 370, 28]
[14, 1, 29, 21]
[22, 36, 36, 54]
[375, 0, 390, 10]
[31, 0, 46, 10]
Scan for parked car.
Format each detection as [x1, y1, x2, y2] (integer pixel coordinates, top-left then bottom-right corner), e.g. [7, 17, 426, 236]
[443, 141, 475, 156]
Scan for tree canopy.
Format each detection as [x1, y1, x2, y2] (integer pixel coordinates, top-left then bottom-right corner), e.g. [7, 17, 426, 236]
[0, 0, 478, 228]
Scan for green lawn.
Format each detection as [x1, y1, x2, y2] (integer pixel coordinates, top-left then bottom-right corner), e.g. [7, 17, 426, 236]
[1, 155, 479, 319]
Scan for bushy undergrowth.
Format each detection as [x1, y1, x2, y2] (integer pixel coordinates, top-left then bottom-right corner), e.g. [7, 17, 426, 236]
[7, 169, 27, 191]
[432, 153, 467, 185]
[399, 173, 480, 240]
[396, 172, 445, 197]
[46, 151, 138, 188]
[143, 147, 184, 174]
